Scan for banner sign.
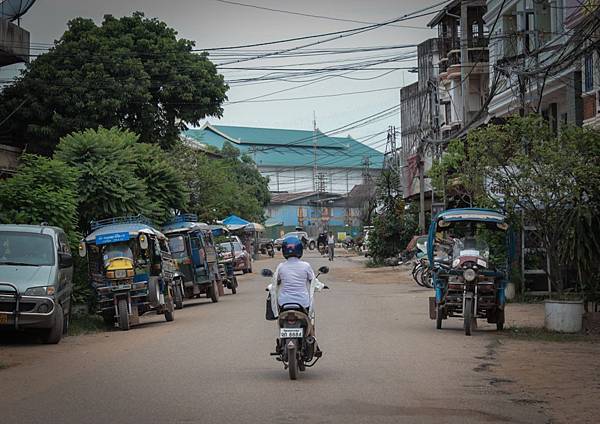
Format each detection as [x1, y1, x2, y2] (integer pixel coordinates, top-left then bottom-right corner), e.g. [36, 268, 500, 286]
[95, 232, 130, 245]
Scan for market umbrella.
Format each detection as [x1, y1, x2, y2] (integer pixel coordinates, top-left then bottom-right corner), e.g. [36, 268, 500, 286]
[245, 223, 265, 232]
[222, 214, 249, 230]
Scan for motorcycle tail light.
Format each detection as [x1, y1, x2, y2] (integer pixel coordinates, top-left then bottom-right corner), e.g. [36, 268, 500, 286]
[287, 319, 297, 324]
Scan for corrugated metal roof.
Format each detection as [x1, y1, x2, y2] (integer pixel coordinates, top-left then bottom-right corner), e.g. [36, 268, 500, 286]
[183, 124, 383, 169]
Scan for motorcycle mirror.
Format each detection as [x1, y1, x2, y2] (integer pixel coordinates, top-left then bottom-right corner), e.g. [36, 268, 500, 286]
[261, 269, 274, 277]
[318, 266, 329, 274]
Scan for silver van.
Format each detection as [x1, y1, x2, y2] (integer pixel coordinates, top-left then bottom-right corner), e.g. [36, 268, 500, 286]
[0, 224, 73, 343]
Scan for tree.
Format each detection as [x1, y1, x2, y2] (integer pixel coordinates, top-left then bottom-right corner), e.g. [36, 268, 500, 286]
[429, 115, 600, 295]
[0, 12, 228, 153]
[367, 169, 419, 263]
[55, 127, 188, 228]
[130, 143, 189, 223]
[169, 141, 270, 223]
[0, 154, 79, 234]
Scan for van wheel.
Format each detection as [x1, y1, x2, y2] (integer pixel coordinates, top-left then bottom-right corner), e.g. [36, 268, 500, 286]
[117, 298, 130, 331]
[63, 303, 71, 335]
[309, 241, 316, 250]
[42, 305, 64, 344]
[209, 280, 219, 303]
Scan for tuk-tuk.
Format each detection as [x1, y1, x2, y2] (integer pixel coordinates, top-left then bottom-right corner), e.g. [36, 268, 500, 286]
[79, 216, 176, 330]
[211, 225, 239, 295]
[162, 215, 222, 307]
[427, 208, 512, 336]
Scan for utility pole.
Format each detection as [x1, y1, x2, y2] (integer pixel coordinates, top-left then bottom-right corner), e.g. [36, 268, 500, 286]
[312, 111, 317, 192]
[460, 1, 469, 125]
[418, 152, 426, 232]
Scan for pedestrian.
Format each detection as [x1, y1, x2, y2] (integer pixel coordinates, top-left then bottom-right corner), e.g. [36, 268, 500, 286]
[327, 231, 335, 261]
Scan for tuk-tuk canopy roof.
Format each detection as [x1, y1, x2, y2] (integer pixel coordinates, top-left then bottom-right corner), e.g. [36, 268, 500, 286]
[162, 214, 210, 234]
[434, 208, 507, 224]
[85, 223, 166, 244]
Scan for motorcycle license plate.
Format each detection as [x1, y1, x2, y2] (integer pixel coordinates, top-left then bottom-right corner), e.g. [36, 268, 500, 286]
[280, 328, 303, 338]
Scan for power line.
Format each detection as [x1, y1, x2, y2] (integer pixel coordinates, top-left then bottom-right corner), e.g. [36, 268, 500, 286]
[210, 0, 433, 30]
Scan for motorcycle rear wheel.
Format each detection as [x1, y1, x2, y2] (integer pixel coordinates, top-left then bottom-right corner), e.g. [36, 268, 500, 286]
[287, 341, 298, 380]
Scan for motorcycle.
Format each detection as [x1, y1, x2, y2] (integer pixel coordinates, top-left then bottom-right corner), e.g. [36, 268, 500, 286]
[262, 265, 329, 380]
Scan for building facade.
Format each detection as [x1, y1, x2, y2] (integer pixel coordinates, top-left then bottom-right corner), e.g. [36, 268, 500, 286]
[184, 124, 383, 195]
[484, 0, 591, 127]
[1, 2, 33, 175]
[565, 0, 600, 128]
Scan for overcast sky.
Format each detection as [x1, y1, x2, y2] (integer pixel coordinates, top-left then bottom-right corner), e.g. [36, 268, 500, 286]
[4, 0, 439, 151]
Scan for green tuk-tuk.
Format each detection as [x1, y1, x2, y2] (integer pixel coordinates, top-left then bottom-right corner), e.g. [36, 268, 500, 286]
[79, 216, 176, 330]
[162, 215, 222, 308]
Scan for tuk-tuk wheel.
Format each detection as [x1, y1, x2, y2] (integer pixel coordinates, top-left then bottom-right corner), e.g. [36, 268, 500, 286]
[117, 299, 130, 331]
[102, 311, 114, 327]
[464, 298, 473, 336]
[436, 305, 444, 330]
[164, 297, 175, 322]
[231, 277, 238, 294]
[209, 280, 220, 303]
[496, 309, 505, 331]
[174, 281, 184, 310]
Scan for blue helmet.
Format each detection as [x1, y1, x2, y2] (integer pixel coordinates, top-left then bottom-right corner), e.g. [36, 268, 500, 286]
[282, 236, 303, 259]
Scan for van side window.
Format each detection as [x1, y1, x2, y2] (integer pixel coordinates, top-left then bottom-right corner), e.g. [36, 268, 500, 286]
[58, 233, 71, 255]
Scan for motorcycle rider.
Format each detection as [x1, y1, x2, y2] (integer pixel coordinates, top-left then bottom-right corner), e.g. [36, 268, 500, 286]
[269, 236, 323, 356]
[276, 236, 315, 312]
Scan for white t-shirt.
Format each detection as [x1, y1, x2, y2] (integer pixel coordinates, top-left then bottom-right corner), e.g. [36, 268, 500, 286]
[328, 235, 335, 244]
[276, 257, 315, 308]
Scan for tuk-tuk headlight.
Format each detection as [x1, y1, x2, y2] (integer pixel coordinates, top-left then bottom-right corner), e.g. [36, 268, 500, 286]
[24, 286, 55, 296]
[463, 268, 477, 282]
[115, 270, 127, 279]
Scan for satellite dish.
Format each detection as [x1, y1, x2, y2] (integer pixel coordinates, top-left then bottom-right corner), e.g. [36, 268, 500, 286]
[0, 0, 37, 21]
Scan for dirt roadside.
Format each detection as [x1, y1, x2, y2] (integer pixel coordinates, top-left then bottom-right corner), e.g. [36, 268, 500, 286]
[340, 255, 600, 424]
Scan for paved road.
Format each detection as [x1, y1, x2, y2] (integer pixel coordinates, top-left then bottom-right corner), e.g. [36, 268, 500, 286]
[0, 252, 548, 424]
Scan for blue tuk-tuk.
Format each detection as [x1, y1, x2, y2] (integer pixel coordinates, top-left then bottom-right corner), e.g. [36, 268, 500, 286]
[79, 216, 176, 330]
[427, 208, 512, 335]
[162, 215, 222, 307]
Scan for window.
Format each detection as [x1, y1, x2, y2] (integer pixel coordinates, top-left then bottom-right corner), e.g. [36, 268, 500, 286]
[584, 53, 594, 92]
[444, 102, 452, 124]
[168, 236, 186, 253]
[0, 232, 55, 266]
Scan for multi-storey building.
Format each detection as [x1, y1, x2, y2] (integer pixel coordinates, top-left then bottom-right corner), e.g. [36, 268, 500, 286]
[433, 0, 490, 138]
[565, 0, 600, 128]
[400, 0, 489, 226]
[484, 0, 587, 127]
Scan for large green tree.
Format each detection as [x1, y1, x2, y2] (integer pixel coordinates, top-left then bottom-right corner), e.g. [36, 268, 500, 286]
[0, 12, 228, 153]
[0, 154, 79, 234]
[55, 127, 188, 228]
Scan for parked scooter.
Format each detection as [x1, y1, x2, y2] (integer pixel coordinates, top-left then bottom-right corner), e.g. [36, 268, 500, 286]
[262, 266, 329, 380]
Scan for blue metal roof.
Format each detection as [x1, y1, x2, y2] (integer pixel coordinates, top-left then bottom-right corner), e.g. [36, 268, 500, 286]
[183, 124, 383, 169]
